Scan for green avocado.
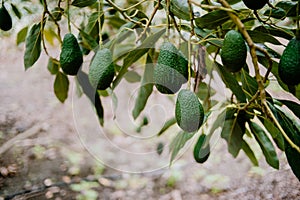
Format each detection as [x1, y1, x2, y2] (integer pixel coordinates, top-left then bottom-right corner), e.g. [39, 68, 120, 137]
[193, 134, 210, 163]
[0, 4, 12, 31]
[154, 42, 188, 94]
[60, 33, 83, 76]
[242, 0, 268, 10]
[278, 38, 300, 86]
[220, 30, 247, 73]
[175, 89, 204, 132]
[88, 48, 115, 90]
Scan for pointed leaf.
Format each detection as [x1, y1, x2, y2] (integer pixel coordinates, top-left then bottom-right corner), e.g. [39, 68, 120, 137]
[215, 62, 247, 103]
[157, 118, 177, 136]
[248, 30, 281, 45]
[71, 0, 96, 7]
[77, 70, 104, 126]
[249, 121, 279, 169]
[241, 69, 258, 98]
[241, 140, 259, 166]
[11, 3, 22, 19]
[170, 131, 194, 164]
[259, 116, 285, 151]
[278, 99, 300, 119]
[195, 10, 230, 30]
[221, 118, 244, 157]
[112, 29, 165, 89]
[47, 57, 59, 75]
[54, 72, 69, 103]
[24, 22, 42, 69]
[132, 54, 154, 119]
[17, 26, 28, 45]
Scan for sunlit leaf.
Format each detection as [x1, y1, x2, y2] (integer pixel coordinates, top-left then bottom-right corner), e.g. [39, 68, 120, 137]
[54, 71, 69, 103]
[195, 10, 230, 30]
[16, 26, 28, 45]
[241, 69, 258, 98]
[241, 140, 259, 166]
[47, 57, 59, 75]
[157, 118, 177, 136]
[170, 131, 194, 164]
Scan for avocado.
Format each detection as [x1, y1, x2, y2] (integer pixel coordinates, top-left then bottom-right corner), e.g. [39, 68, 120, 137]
[220, 30, 247, 73]
[242, 0, 268, 10]
[193, 134, 210, 163]
[278, 38, 300, 86]
[175, 89, 204, 132]
[154, 42, 188, 94]
[0, 4, 12, 31]
[60, 33, 83, 75]
[88, 48, 115, 90]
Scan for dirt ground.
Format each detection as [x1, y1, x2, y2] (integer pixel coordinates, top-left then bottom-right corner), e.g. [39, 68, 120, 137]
[0, 34, 300, 200]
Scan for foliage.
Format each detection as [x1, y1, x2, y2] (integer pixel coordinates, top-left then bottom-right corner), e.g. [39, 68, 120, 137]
[2, 0, 300, 181]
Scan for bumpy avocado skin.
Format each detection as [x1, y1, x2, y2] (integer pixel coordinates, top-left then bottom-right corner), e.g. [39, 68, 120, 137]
[154, 42, 188, 94]
[278, 38, 300, 86]
[242, 0, 268, 10]
[175, 89, 204, 132]
[220, 30, 247, 73]
[0, 4, 12, 31]
[88, 48, 115, 90]
[60, 33, 83, 76]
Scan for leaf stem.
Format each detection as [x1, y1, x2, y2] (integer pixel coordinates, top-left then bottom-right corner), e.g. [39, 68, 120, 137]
[98, 0, 103, 48]
[67, 0, 71, 33]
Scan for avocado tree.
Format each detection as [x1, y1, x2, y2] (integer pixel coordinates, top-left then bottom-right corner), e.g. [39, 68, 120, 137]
[1, 0, 300, 181]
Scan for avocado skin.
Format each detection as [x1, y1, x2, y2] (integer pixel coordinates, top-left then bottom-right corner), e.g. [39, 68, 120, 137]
[220, 30, 247, 73]
[0, 4, 12, 31]
[175, 89, 204, 132]
[242, 0, 268, 10]
[154, 42, 188, 94]
[88, 48, 115, 90]
[193, 134, 210, 163]
[278, 38, 300, 86]
[60, 33, 83, 76]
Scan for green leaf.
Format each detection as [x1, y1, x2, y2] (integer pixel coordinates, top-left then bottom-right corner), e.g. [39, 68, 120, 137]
[195, 10, 230, 30]
[169, 0, 190, 21]
[275, 1, 297, 17]
[71, 0, 96, 7]
[10, 3, 22, 19]
[258, 116, 285, 151]
[241, 140, 259, 166]
[24, 22, 42, 70]
[157, 118, 177, 136]
[254, 25, 294, 40]
[247, 30, 281, 45]
[221, 118, 244, 157]
[215, 62, 247, 103]
[47, 57, 59, 75]
[124, 71, 141, 83]
[264, 8, 286, 19]
[170, 131, 194, 164]
[241, 69, 258, 98]
[79, 29, 99, 51]
[16, 26, 28, 45]
[132, 55, 154, 119]
[249, 121, 279, 169]
[278, 99, 300, 119]
[112, 28, 165, 89]
[77, 70, 104, 126]
[54, 72, 69, 103]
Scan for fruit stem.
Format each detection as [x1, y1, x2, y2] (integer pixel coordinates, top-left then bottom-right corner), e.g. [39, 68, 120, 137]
[165, 0, 170, 39]
[296, 0, 300, 40]
[98, 0, 103, 48]
[67, 0, 71, 33]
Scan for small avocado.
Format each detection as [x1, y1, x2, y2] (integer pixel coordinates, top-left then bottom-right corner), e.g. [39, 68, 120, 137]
[278, 38, 300, 85]
[242, 0, 268, 10]
[220, 30, 247, 73]
[193, 134, 210, 163]
[0, 4, 12, 31]
[60, 33, 83, 76]
[88, 48, 115, 90]
[175, 89, 204, 132]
